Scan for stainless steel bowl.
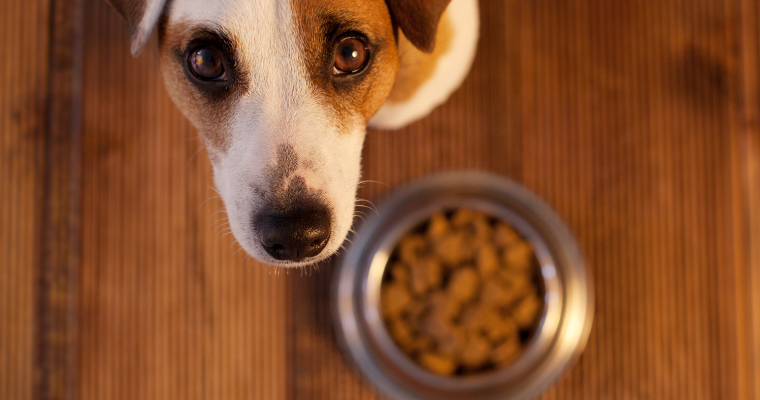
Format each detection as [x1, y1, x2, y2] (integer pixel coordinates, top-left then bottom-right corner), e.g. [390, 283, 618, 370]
[332, 171, 593, 400]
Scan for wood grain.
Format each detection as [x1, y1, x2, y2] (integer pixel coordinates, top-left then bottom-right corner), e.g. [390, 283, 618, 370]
[290, 0, 760, 399]
[39, 0, 83, 399]
[739, 0, 760, 395]
[0, 1, 51, 400]
[74, 1, 290, 400]
[1, 0, 759, 399]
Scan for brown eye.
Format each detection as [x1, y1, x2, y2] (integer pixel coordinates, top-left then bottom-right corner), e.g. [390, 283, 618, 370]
[189, 46, 225, 80]
[334, 37, 369, 75]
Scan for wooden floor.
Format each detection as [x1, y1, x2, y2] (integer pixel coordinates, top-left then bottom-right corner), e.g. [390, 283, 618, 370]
[2, 0, 759, 399]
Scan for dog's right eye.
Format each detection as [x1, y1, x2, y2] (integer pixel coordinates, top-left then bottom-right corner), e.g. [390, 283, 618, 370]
[188, 46, 225, 80]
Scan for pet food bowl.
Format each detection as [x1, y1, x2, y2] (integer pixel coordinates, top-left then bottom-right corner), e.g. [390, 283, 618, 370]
[332, 171, 594, 400]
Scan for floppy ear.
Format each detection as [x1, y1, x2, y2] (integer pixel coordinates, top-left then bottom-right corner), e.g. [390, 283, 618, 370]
[385, 0, 452, 53]
[105, 0, 167, 56]
[369, 0, 478, 130]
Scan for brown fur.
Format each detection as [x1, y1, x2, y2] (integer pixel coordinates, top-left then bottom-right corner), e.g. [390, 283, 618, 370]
[143, 0, 452, 154]
[292, 0, 399, 130]
[384, 0, 452, 53]
[385, 12, 453, 104]
[158, 19, 250, 159]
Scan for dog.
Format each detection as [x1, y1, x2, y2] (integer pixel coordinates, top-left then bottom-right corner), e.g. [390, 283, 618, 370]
[106, 0, 479, 266]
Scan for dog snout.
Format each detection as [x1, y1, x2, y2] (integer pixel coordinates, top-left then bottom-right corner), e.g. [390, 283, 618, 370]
[256, 203, 331, 262]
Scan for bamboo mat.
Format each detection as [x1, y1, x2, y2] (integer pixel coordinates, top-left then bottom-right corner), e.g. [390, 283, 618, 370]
[2, 0, 759, 399]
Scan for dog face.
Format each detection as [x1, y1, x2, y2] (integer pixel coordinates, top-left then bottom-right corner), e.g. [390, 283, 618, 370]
[106, 0, 471, 267]
[157, 0, 402, 266]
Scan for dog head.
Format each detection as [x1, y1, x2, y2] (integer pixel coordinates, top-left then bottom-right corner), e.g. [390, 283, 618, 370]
[107, 0, 477, 266]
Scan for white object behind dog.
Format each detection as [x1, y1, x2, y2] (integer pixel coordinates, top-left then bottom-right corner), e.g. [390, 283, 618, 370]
[369, 0, 479, 130]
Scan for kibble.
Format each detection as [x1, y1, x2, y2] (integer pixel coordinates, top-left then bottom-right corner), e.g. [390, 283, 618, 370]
[380, 209, 545, 376]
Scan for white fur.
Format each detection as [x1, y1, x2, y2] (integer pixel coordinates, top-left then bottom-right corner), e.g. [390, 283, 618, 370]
[158, 0, 478, 267]
[167, 0, 365, 267]
[368, 0, 479, 130]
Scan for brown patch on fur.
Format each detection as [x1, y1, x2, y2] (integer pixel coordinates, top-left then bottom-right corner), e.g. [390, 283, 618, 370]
[385, 0, 452, 53]
[157, 18, 250, 159]
[292, 0, 399, 130]
[385, 12, 454, 104]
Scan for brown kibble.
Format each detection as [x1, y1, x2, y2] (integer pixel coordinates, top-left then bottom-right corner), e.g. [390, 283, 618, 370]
[410, 257, 443, 295]
[459, 304, 484, 332]
[461, 334, 491, 368]
[447, 268, 480, 303]
[388, 318, 415, 351]
[426, 258, 443, 288]
[494, 222, 521, 248]
[437, 327, 467, 358]
[491, 336, 521, 366]
[407, 299, 428, 323]
[399, 234, 427, 263]
[480, 279, 512, 308]
[460, 304, 498, 334]
[381, 283, 412, 319]
[451, 209, 479, 228]
[483, 316, 518, 343]
[409, 335, 435, 353]
[504, 241, 534, 271]
[434, 231, 474, 265]
[497, 270, 532, 304]
[476, 243, 500, 277]
[388, 262, 410, 284]
[420, 307, 454, 340]
[410, 259, 431, 295]
[427, 212, 450, 242]
[418, 353, 457, 376]
[471, 213, 492, 241]
[410, 334, 435, 354]
[428, 290, 461, 320]
[512, 294, 542, 329]
[383, 209, 544, 376]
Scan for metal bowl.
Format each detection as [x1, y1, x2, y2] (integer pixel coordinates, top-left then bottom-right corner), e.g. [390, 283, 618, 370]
[332, 171, 593, 400]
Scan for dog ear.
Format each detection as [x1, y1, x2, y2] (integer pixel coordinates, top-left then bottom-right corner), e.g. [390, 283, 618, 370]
[106, 0, 167, 57]
[385, 0, 452, 53]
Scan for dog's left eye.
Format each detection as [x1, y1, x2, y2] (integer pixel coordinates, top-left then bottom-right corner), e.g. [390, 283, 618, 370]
[333, 37, 369, 75]
[188, 46, 225, 80]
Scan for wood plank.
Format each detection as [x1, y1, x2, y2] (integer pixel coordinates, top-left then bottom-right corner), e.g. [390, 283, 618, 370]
[39, 0, 84, 399]
[3, 0, 749, 399]
[0, 1, 51, 400]
[75, 1, 290, 399]
[289, 0, 758, 398]
[739, 0, 760, 397]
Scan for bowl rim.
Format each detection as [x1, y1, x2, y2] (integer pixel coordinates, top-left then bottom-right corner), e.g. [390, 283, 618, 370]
[332, 171, 594, 400]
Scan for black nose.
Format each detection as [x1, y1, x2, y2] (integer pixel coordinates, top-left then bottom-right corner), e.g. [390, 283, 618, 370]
[257, 205, 331, 262]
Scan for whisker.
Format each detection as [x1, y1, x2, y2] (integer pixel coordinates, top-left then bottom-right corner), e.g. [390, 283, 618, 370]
[356, 198, 379, 216]
[208, 208, 228, 219]
[220, 230, 236, 243]
[198, 195, 222, 212]
[357, 180, 389, 187]
[186, 145, 205, 168]
[209, 186, 222, 196]
[228, 239, 239, 252]
[210, 218, 230, 230]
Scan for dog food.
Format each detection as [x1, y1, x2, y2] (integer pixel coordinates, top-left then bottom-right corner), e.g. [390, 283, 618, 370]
[380, 209, 544, 376]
